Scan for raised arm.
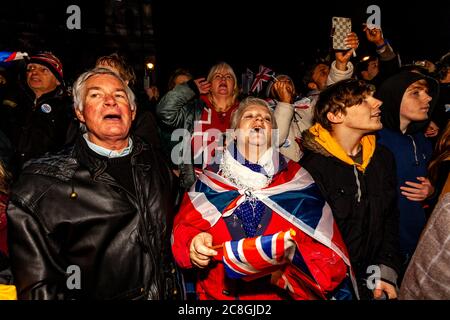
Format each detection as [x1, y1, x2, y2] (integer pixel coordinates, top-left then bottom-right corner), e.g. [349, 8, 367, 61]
[156, 78, 211, 129]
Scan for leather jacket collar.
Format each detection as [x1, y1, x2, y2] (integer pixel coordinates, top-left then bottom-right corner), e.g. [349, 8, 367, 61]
[73, 134, 144, 178]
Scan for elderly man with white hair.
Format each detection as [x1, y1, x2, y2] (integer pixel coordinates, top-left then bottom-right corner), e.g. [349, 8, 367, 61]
[7, 68, 182, 300]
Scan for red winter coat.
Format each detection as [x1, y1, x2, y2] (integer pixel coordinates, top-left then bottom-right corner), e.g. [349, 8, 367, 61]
[172, 158, 350, 300]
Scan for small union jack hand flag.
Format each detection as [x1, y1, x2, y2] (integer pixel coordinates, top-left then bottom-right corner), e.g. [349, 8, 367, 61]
[250, 65, 275, 94]
[222, 229, 297, 279]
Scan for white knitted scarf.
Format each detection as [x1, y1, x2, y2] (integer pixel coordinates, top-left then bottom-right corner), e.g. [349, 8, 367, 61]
[219, 147, 275, 191]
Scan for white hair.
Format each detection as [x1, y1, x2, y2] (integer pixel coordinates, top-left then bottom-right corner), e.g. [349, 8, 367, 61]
[72, 67, 137, 112]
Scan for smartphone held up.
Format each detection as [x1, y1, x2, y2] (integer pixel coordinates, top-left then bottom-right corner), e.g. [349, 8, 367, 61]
[331, 17, 356, 57]
[331, 17, 351, 51]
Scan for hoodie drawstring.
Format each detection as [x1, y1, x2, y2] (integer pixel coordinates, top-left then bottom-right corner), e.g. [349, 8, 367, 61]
[408, 135, 419, 165]
[353, 165, 361, 203]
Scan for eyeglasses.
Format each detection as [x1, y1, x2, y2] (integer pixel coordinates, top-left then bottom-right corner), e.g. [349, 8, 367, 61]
[212, 73, 234, 81]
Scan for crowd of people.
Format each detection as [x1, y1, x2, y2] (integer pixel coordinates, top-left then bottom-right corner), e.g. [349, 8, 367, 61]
[0, 22, 449, 300]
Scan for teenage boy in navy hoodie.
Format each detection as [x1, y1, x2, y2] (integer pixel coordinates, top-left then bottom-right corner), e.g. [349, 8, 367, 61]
[375, 71, 439, 277]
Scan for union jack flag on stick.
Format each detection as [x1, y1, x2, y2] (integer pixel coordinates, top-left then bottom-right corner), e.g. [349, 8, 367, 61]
[250, 65, 275, 94]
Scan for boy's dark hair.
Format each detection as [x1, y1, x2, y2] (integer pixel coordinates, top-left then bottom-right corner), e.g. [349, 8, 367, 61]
[434, 52, 450, 81]
[314, 79, 376, 131]
[302, 61, 329, 88]
[355, 55, 378, 79]
[301, 50, 332, 88]
[95, 53, 136, 85]
[167, 68, 192, 90]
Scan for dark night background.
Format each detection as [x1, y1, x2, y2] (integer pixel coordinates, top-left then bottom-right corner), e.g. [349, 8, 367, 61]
[1, 0, 449, 95]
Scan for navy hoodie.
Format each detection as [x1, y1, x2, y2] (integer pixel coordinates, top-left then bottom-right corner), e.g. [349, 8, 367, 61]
[375, 71, 439, 262]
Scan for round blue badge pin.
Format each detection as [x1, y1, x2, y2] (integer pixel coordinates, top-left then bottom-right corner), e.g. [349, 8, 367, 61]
[41, 104, 52, 113]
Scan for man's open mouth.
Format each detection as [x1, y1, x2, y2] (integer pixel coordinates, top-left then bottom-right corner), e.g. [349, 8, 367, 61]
[103, 114, 121, 120]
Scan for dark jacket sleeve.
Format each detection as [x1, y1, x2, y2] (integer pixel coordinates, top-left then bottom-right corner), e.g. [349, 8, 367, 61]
[151, 145, 185, 300]
[375, 45, 400, 87]
[156, 83, 198, 129]
[375, 147, 402, 277]
[132, 110, 161, 147]
[7, 196, 66, 300]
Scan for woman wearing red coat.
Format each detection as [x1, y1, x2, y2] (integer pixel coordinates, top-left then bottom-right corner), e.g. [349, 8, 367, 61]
[172, 97, 355, 300]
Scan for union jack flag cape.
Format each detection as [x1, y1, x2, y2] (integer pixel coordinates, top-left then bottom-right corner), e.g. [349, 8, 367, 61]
[0, 51, 28, 63]
[175, 160, 358, 299]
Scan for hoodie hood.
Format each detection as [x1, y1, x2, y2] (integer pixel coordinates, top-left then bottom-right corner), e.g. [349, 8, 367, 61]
[303, 123, 376, 172]
[375, 71, 439, 134]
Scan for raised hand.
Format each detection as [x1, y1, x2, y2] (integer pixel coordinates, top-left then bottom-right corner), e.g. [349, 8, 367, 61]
[363, 24, 385, 47]
[424, 121, 439, 138]
[335, 32, 359, 70]
[373, 280, 398, 300]
[194, 77, 212, 95]
[273, 80, 294, 104]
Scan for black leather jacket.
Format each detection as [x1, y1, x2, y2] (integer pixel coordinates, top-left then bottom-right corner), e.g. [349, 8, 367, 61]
[7, 136, 183, 300]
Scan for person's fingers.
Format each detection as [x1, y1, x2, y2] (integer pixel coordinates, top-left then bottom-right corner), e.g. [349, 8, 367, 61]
[190, 250, 209, 268]
[401, 186, 422, 194]
[194, 244, 217, 257]
[193, 236, 217, 257]
[192, 257, 210, 268]
[405, 195, 427, 201]
[402, 181, 423, 188]
[400, 187, 425, 194]
[400, 189, 426, 198]
[343, 50, 353, 59]
[345, 38, 359, 49]
[401, 188, 427, 196]
[373, 288, 384, 300]
[385, 288, 397, 299]
[401, 188, 428, 200]
[194, 254, 212, 262]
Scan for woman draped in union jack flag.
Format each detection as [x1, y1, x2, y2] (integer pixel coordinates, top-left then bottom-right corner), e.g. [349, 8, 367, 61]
[171, 97, 356, 300]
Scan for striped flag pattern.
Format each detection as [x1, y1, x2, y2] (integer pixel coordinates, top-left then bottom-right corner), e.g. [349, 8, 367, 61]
[174, 160, 358, 299]
[0, 51, 28, 63]
[223, 229, 297, 279]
